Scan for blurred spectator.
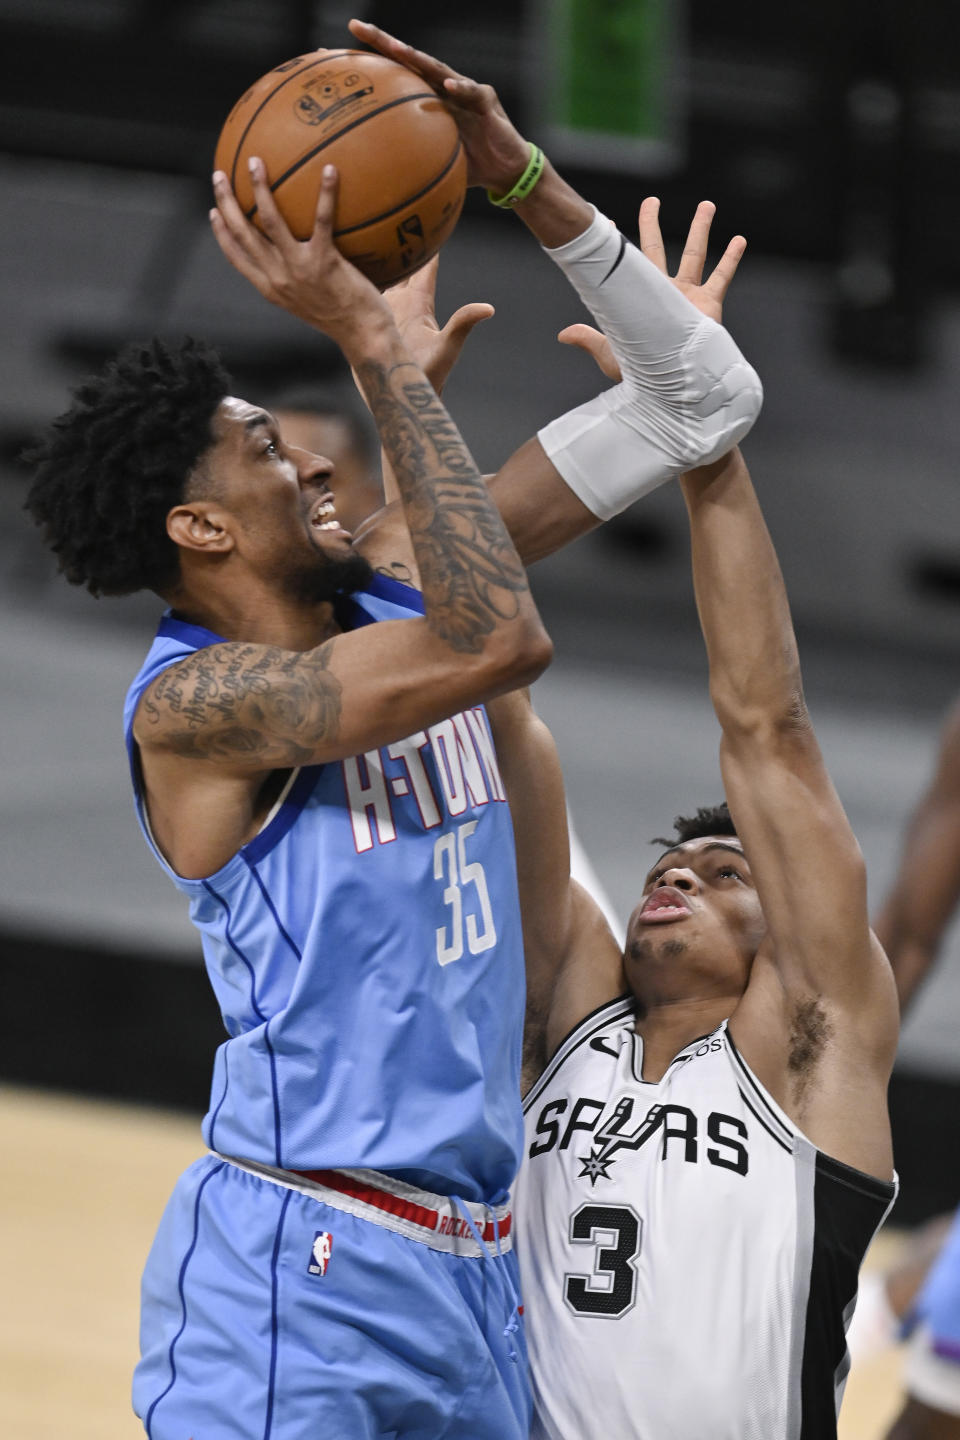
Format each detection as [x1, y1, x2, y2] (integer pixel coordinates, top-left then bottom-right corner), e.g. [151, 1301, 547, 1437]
[265, 382, 383, 536]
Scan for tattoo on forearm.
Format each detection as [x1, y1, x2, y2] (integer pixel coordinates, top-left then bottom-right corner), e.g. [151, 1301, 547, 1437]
[356, 360, 528, 653]
[142, 642, 342, 763]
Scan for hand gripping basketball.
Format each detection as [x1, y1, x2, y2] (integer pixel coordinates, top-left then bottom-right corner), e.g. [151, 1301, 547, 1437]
[348, 19, 533, 197]
[210, 159, 392, 349]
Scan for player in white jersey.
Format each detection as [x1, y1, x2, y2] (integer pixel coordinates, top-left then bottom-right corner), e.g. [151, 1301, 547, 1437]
[24, 28, 763, 1433]
[494, 221, 900, 1438]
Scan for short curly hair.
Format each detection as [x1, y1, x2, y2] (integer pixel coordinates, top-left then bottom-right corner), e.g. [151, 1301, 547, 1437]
[24, 337, 232, 597]
[652, 802, 738, 848]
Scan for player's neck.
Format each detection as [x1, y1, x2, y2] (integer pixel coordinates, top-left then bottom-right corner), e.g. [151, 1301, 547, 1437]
[169, 581, 340, 651]
[633, 996, 734, 1082]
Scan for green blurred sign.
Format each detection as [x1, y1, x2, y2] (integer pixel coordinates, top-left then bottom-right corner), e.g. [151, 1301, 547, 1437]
[540, 0, 683, 172]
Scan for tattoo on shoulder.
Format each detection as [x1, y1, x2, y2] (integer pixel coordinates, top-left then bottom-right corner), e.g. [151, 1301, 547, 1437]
[140, 642, 342, 764]
[356, 360, 528, 654]
[375, 560, 416, 585]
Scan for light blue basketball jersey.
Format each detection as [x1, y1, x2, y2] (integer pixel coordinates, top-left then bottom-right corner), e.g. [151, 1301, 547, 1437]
[123, 576, 526, 1204]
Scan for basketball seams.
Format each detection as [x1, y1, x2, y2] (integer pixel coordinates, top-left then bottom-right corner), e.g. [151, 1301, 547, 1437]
[332, 138, 464, 237]
[224, 52, 357, 193]
[241, 91, 452, 225]
[215, 51, 467, 284]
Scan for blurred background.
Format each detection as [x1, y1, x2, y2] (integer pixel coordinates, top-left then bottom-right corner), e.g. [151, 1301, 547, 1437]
[1, 1, 959, 1434]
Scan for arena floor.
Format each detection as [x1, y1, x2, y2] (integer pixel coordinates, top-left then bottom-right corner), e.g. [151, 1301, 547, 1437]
[0, 1083, 908, 1439]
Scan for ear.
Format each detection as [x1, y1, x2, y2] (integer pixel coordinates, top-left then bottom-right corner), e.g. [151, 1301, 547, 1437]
[166, 502, 235, 556]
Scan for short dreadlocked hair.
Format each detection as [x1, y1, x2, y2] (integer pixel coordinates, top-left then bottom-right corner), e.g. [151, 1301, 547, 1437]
[652, 802, 738, 848]
[24, 337, 232, 597]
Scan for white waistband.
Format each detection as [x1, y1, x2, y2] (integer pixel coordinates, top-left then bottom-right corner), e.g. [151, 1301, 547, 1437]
[213, 1153, 514, 1258]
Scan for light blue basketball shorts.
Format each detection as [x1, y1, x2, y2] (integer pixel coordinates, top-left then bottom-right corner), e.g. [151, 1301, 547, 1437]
[910, 1202, 960, 1361]
[133, 1154, 531, 1440]
[902, 1204, 960, 1413]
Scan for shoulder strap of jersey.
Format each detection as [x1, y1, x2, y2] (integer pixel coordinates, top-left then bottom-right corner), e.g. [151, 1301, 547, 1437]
[524, 993, 635, 1112]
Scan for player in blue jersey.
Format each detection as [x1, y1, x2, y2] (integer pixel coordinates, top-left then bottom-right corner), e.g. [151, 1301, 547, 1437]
[872, 703, 960, 1439]
[24, 30, 763, 1440]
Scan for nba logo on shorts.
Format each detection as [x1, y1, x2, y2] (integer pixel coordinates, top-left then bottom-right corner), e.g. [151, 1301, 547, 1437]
[308, 1231, 333, 1277]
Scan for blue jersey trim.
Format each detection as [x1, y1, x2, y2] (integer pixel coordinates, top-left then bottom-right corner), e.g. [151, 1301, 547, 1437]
[144, 1160, 226, 1439]
[202, 881, 268, 1023]
[207, 1040, 232, 1155]
[243, 765, 324, 868]
[264, 1188, 294, 1439]
[264, 1020, 283, 1168]
[244, 858, 303, 962]
[156, 611, 226, 648]
[335, 574, 425, 631]
[361, 573, 425, 613]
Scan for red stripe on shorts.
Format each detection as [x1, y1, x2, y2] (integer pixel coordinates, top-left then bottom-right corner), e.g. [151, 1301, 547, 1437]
[291, 1168, 512, 1243]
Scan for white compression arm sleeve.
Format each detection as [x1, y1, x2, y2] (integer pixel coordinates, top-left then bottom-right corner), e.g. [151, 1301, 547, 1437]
[537, 208, 763, 520]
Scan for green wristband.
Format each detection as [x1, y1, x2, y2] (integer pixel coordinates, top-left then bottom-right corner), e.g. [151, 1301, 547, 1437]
[486, 143, 546, 209]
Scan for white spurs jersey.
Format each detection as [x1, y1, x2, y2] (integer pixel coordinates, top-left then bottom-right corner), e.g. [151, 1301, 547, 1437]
[515, 997, 896, 1440]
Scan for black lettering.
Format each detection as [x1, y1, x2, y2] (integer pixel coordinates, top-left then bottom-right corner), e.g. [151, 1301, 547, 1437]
[660, 1104, 698, 1163]
[559, 1097, 606, 1150]
[706, 1112, 749, 1175]
[529, 1098, 568, 1158]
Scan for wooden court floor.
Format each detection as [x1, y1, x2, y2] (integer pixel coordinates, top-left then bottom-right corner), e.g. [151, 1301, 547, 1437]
[0, 1083, 908, 1438]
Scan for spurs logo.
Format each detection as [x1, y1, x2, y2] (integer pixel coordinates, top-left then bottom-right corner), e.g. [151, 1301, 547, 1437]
[578, 1098, 666, 1184]
[529, 1090, 750, 1184]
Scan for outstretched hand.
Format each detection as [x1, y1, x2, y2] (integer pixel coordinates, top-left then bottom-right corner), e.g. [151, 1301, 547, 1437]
[384, 258, 494, 394]
[348, 18, 531, 195]
[638, 197, 746, 325]
[558, 198, 748, 381]
[209, 159, 390, 349]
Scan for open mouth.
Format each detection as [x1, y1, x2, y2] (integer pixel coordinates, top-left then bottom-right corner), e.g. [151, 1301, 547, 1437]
[310, 495, 343, 533]
[640, 886, 691, 924]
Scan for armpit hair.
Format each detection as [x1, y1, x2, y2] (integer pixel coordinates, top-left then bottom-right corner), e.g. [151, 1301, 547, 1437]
[787, 995, 832, 1078]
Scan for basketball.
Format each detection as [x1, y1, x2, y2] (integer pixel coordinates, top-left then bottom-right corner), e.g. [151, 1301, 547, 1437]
[214, 48, 467, 288]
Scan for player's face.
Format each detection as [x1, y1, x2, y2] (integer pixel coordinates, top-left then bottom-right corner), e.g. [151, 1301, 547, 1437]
[624, 836, 766, 1005]
[203, 398, 372, 600]
[273, 408, 381, 536]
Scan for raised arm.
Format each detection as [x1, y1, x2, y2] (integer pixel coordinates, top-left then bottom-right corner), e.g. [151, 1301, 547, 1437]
[216, 22, 763, 571]
[354, 188, 759, 585]
[487, 691, 622, 1092]
[679, 446, 898, 1174]
[134, 165, 550, 876]
[874, 700, 960, 1012]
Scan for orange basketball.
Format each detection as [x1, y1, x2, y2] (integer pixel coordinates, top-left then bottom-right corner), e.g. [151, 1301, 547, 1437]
[214, 48, 467, 289]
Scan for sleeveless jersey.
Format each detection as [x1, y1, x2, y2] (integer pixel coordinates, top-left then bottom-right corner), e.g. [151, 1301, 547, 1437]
[122, 577, 525, 1204]
[515, 997, 897, 1440]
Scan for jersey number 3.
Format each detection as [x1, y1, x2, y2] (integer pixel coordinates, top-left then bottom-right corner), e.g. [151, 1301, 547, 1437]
[433, 822, 497, 966]
[565, 1203, 642, 1317]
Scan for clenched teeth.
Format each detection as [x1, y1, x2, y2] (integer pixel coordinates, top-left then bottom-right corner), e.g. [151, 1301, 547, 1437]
[311, 499, 337, 528]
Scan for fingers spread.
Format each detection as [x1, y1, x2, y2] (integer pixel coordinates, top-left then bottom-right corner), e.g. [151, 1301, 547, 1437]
[246, 157, 296, 247]
[637, 197, 667, 273]
[348, 18, 460, 93]
[208, 205, 272, 293]
[675, 199, 717, 286]
[310, 163, 339, 237]
[440, 302, 495, 364]
[704, 235, 748, 302]
[445, 301, 495, 335]
[211, 169, 274, 269]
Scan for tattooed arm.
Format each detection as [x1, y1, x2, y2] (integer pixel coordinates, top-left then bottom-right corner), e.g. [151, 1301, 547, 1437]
[134, 162, 549, 875]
